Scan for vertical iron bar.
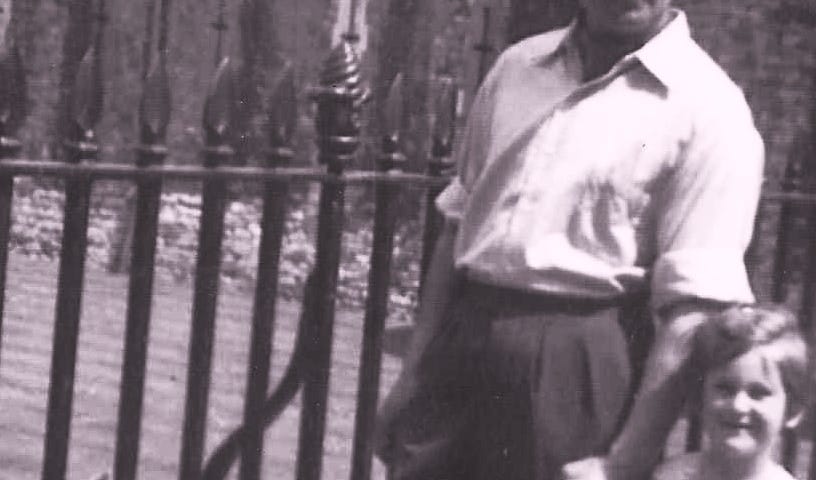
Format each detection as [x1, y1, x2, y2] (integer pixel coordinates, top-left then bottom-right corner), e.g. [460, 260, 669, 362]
[178, 58, 235, 480]
[770, 155, 802, 304]
[296, 41, 367, 480]
[179, 157, 229, 480]
[238, 159, 289, 480]
[811, 421, 816, 480]
[770, 157, 803, 470]
[213, 0, 227, 66]
[42, 3, 105, 476]
[419, 159, 452, 295]
[113, 44, 172, 479]
[474, 7, 493, 86]
[0, 137, 19, 372]
[113, 155, 164, 480]
[797, 197, 816, 335]
[296, 171, 345, 480]
[239, 66, 296, 480]
[788, 166, 816, 473]
[0, 40, 27, 372]
[810, 224, 816, 479]
[420, 78, 456, 295]
[140, 0, 156, 81]
[42, 167, 94, 480]
[349, 178, 397, 480]
[349, 74, 405, 480]
[158, 0, 171, 60]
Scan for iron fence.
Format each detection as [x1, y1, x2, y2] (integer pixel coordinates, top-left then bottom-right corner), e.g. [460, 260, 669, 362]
[0, 2, 815, 480]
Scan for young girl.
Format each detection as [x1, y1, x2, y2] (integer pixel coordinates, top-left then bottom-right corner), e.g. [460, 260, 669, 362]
[653, 304, 810, 480]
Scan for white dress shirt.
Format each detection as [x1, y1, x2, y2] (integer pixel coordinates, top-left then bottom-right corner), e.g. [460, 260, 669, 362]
[436, 10, 763, 311]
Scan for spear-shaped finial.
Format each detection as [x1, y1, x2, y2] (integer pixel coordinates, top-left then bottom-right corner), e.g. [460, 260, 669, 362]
[431, 76, 457, 167]
[97, 0, 108, 25]
[267, 61, 296, 167]
[342, 0, 360, 44]
[203, 57, 236, 153]
[474, 6, 494, 85]
[379, 72, 405, 171]
[212, 0, 228, 66]
[139, 59, 171, 151]
[65, 0, 107, 162]
[140, 0, 157, 81]
[158, 0, 171, 62]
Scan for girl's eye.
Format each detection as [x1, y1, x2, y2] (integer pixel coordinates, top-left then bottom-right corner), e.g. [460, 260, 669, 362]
[713, 381, 736, 396]
[747, 384, 772, 400]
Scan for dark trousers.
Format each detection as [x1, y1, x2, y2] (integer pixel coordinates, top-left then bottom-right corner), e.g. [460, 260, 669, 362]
[386, 280, 648, 480]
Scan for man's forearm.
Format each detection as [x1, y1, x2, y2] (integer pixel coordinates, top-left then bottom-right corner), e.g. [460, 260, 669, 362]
[402, 220, 459, 371]
[374, 221, 457, 430]
[372, 221, 459, 461]
[606, 302, 720, 479]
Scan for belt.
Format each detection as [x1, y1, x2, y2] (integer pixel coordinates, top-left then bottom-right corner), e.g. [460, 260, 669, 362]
[457, 276, 647, 315]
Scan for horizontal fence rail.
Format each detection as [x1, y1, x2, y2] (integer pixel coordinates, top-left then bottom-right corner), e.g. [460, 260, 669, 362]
[0, 160, 453, 186]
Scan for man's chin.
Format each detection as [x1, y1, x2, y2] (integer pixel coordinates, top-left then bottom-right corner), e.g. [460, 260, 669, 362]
[599, 17, 659, 38]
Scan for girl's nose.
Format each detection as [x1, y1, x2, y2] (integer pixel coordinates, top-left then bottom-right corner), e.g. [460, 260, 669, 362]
[730, 391, 752, 413]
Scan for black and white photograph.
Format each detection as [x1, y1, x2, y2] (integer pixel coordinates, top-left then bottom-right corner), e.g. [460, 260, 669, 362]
[0, 0, 814, 479]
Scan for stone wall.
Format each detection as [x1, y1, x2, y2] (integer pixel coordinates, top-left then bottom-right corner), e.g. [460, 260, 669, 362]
[9, 178, 421, 321]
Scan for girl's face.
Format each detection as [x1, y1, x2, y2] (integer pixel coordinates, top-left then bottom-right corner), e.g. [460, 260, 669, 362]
[702, 348, 789, 462]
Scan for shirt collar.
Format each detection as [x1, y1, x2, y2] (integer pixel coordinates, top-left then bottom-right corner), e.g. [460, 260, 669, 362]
[527, 21, 578, 67]
[631, 10, 694, 89]
[528, 9, 694, 90]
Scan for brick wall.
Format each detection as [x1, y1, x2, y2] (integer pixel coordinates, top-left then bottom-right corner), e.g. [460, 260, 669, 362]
[676, 1, 816, 300]
[465, 0, 816, 181]
[678, 0, 816, 182]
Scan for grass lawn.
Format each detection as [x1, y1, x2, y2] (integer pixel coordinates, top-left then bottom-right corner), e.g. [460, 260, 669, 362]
[0, 252, 401, 479]
[0, 252, 812, 479]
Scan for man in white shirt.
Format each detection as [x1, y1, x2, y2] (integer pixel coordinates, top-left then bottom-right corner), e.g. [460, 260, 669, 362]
[375, 1, 763, 479]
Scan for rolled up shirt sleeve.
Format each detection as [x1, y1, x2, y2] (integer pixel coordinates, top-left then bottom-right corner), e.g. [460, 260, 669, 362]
[435, 91, 493, 222]
[651, 96, 764, 312]
[435, 53, 507, 222]
[435, 176, 469, 222]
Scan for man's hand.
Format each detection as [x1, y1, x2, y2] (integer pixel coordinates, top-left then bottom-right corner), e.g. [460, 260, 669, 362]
[561, 456, 642, 480]
[561, 457, 609, 480]
[373, 365, 420, 463]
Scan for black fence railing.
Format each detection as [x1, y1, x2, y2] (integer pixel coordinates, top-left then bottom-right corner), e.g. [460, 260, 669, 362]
[0, 12, 459, 476]
[1, 4, 816, 480]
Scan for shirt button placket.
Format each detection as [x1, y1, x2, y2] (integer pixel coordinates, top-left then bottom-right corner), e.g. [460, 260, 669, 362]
[508, 107, 564, 241]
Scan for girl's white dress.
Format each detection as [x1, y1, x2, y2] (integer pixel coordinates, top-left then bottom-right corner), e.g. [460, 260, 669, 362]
[653, 453, 797, 480]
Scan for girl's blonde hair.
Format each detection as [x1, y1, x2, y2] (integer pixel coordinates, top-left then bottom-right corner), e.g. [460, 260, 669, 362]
[691, 303, 810, 415]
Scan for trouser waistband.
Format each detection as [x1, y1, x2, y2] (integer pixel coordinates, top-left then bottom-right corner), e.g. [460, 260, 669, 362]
[457, 276, 647, 315]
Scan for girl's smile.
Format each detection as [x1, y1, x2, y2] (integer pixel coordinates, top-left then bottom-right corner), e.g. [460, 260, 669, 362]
[702, 347, 790, 462]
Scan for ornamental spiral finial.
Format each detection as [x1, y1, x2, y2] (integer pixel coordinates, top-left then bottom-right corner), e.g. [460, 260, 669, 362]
[318, 41, 367, 104]
[310, 41, 369, 172]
